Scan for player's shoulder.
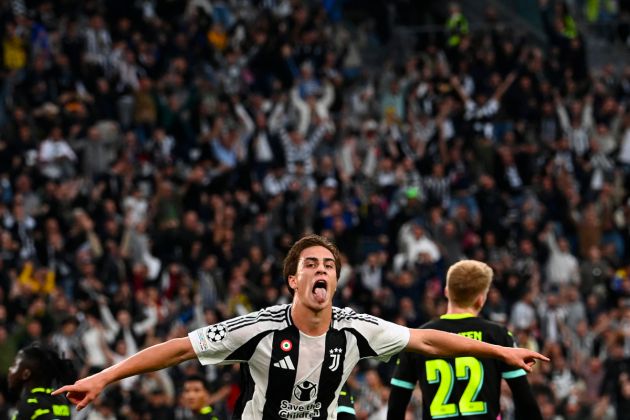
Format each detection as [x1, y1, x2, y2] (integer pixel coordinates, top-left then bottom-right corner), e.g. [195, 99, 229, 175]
[427, 316, 507, 330]
[422, 317, 511, 340]
[221, 304, 293, 334]
[474, 318, 512, 339]
[332, 306, 382, 327]
[419, 318, 441, 329]
[241, 303, 292, 326]
[457, 316, 507, 330]
[257, 303, 292, 317]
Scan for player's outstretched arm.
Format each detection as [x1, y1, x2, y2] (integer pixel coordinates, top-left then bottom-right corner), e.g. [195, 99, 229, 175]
[52, 337, 196, 411]
[406, 329, 549, 372]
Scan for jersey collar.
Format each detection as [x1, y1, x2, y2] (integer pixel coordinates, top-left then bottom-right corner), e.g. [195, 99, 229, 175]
[440, 313, 476, 320]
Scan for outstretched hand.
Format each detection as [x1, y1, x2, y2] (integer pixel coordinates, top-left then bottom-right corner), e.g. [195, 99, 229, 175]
[504, 347, 549, 372]
[52, 374, 107, 411]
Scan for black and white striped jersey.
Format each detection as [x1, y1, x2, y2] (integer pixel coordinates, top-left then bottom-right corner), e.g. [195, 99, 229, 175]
[188, 304, 409, 419]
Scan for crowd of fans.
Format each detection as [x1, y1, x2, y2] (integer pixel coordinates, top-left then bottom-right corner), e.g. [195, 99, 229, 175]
[1, 0, 630, 419]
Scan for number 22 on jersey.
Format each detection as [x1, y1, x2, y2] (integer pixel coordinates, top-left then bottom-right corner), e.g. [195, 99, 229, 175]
[425, 357, 487, 418]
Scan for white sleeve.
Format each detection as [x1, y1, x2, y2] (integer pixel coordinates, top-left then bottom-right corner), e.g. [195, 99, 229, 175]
[188, 320, 253, 365]
[337, 309, 410, 362]
[188, 306, 288, 365]
[366, 318, 410, 361]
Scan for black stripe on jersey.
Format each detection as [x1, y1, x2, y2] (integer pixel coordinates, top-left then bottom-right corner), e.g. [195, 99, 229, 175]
[263, 325, 300, 418]
[225, 307, 287, 329]
[344, 328, 378, 358]
[342, 314, 379, 325]
[333, 309, 379, 325]
[228, 306, 292, 333]
[233, 363, 255, 420]
[225, 331, 271, 361]
[227, 314, 288, 332]
[224, 306, 286, 324]
[315, 329, 347, 419]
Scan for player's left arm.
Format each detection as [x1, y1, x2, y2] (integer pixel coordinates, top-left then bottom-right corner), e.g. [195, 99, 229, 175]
[336, 384, 356, 420]
[501, 328, 543, 420]
[506, 376, 543, 420]
[406, 328, 549, 372]
[387, 352, 417, 420]
[387, 386, 413, 420]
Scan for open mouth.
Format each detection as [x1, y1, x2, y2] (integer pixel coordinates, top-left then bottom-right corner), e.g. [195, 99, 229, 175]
[312, 280, 328, 303]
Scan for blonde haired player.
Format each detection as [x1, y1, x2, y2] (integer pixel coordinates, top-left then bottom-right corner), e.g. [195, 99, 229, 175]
[388, 260, 542, 419]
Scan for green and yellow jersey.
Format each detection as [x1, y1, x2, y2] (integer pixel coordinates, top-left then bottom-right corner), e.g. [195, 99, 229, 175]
[336, 383, 356, 419]
[194, 405, 220, 420]
[11, 387, 71, 420]
[389, 314, 541, 419]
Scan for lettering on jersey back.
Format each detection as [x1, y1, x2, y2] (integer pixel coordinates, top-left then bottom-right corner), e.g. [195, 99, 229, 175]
[458, 331, 482, 341]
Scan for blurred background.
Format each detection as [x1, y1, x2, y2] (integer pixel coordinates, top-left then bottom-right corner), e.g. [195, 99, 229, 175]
[1, 0, 630, 418]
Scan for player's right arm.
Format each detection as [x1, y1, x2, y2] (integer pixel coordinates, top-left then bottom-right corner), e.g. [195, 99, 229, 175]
[406, 328, 549, 371]
[53, 337, 195, 410]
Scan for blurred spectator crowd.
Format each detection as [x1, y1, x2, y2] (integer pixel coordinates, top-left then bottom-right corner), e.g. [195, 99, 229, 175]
[1, 0, 630, 419]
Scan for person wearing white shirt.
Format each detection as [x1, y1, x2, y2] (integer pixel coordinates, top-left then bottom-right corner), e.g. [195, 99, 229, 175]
[38, 126, 77, 180]
[394, 222, 441, 272]
[543, 228, 580, 288]
[510, 290, 538, 331]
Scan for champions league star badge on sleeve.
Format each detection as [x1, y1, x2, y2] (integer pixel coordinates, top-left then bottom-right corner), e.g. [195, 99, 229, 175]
[206, 323, 228, 342]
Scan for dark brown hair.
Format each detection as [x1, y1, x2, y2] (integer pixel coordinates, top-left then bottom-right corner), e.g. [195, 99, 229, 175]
[283, 234, 341, 296]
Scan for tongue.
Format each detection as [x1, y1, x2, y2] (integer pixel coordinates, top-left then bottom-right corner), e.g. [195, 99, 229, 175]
[314, 287, 327, 303]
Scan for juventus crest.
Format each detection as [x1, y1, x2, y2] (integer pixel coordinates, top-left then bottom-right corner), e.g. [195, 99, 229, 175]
[328, 348, 342, 371]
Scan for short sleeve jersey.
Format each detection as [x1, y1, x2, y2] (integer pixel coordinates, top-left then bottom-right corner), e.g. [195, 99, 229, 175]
[390, 314, 526, 419]
[189, 304, 409, 419]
